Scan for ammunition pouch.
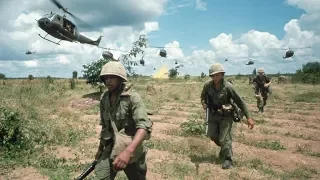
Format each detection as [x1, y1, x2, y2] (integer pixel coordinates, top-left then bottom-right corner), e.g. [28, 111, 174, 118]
[210, 104, 233, 116]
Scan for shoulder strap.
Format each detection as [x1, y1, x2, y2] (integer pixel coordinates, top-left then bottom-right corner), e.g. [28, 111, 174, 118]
[106, 109, 119, 134]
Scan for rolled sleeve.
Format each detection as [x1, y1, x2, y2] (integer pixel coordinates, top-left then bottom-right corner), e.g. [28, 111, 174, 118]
[130, 92, 153, 138]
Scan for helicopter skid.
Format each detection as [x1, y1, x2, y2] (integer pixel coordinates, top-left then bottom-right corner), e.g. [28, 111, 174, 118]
[38, 33, 61, 45]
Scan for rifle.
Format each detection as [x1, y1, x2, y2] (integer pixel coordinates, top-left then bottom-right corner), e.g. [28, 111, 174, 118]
[205, 95, 212, 134]
[76, 160, 98, 180]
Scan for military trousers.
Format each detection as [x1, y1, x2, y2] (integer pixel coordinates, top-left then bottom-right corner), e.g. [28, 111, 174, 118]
[206, 113, 233, 160]
[93, 148, 148, 180]
[256, 92, 268, 108]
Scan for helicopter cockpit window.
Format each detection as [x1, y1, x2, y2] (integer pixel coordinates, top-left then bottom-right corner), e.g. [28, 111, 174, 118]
[44, 13, 54, 20]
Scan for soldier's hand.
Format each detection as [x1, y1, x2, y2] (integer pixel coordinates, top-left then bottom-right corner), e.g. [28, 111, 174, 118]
[264, 84, 269, 88]
[202, 104, 207, 110]
[112, 149, 132, 171]
[247, 118, 254, 129]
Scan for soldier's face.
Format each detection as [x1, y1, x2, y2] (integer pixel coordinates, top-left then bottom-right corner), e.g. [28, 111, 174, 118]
[258, 72, 263, 77]
[210, 73, 223, 84]
[103, 75, 121, 91]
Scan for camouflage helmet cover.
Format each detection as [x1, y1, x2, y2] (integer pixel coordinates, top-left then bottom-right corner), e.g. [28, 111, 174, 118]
[100, 60, 128, 82]
[257, 68, 264, 73]
[209, 63, 225, 76]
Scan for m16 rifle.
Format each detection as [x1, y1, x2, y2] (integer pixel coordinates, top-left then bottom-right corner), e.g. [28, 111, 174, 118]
[76, 160, 98, 180]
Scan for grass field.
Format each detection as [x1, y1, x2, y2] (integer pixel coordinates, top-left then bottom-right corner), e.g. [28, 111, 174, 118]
[0, 76, 319, 180]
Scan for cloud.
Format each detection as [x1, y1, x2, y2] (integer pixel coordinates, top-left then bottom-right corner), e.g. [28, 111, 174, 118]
[195, 0, 207, 11]
[24, 60, 38, 67]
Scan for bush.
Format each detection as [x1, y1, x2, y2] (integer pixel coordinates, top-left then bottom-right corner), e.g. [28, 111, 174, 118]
[0, 107, 27, 149]
[180, 114, 206, 136]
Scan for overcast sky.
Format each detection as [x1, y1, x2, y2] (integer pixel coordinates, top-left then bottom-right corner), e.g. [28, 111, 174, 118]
[0, 0, 319, 78]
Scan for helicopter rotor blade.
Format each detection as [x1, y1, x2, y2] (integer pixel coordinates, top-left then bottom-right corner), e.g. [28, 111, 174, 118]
[50, 0, 92, 28]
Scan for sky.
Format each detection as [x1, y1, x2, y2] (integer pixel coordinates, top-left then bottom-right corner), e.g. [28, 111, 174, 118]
[0, 0, 319, 78]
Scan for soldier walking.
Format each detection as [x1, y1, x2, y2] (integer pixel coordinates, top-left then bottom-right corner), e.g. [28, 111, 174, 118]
[200, 63, 254, 169]
[252, 68, 272, 113]
[93, 60, 153, 180]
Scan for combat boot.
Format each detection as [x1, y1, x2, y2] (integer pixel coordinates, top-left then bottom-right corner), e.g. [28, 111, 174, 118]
[222, 157, 233, 169]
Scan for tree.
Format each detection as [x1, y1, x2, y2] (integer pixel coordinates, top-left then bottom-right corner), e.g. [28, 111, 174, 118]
[252, 68, 256, 75]
[82, 35, 148, 87]
[72, 71, 78, 79]
[200, 72, 206, 78]
[302, 62, 320, 74]
[119, 35, 148, 75]
[0, 73, 5, 79]
[168, 68, 179, 78]
[28, 75, 34, 80]
[82, 58, 111, 86]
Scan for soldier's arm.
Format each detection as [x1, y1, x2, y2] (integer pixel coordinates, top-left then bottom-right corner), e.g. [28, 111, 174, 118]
[200, 82, 208, 108]
[125, 92, 153, 154]
[228, 87, 252, 119]
[265, 76, 272, 86]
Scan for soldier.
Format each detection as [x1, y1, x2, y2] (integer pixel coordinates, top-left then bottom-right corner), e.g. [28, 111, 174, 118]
[200, 63, 254, 169]
[252, 68, 272, 113]
[93, 60, 153, 180]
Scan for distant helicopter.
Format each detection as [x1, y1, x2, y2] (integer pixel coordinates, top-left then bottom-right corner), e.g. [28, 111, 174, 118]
[244, 59, 256, 65]
[36, 0, 102, 46]
[148, 46, 182, 58]
[25, 50, 36, 55]
[225, 58, 228, 62]
[140, 54, 145, 66]
[268, 46, 312, 59]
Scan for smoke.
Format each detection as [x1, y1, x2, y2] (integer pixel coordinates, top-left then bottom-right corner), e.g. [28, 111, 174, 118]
[152, 64, 169, 79]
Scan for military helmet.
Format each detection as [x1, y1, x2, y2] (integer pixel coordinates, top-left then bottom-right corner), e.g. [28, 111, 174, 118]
[209, 63, 225, 76]
[99, 60, 128, 82]
[257, 68, 264, 73]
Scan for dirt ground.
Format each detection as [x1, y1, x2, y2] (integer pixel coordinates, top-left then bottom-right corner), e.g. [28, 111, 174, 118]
[2, 80, 319, 180]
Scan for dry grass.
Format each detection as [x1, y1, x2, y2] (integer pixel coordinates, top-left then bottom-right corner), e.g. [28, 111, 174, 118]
[1, 76, 320, 180]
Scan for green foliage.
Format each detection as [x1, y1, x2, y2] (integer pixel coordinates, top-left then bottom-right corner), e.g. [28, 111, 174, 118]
[200, 72, 206, 78]
[46, 76, 54, 84]
[184, 74, 191, 79]
[0, 107, 27, 149]
[292, 62, 320, 84]
[180, 114, 206, 136]
[28, 74, 34, 80]
[120, 35, 148, 75]
[82, 35, 148, 87]
[69, 78, 75, 89]
[252, 68, 256, 75]
[0, 73, 5, 79]
[82, 58, 110, 86]
[168, 68, 179, 78]
[72, 71, 78, 79]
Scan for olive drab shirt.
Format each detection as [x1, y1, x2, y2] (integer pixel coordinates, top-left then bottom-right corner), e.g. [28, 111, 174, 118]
[99, 83, 152, 142]
[200, 78, 251, 119]
[253, 75, 271, 94]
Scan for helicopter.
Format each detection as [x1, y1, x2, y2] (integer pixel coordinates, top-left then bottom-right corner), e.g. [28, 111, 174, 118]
[140, 54, 145, 66]
[244, 59, 257, 65]
[36, 0, 102, 46]
[267, 46, 312, 59]
[148, 46, 182, 58]
[25, 50, 36, 55]
[225, 58, 228, 62]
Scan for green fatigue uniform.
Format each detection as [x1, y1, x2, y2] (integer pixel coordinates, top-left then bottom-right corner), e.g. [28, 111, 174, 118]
[252, 75, 271, 112]
[200, 78, 251, 161]
[93, 83, 153, 180]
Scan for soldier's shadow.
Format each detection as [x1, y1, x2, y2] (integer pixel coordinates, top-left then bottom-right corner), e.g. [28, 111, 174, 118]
[82, 92, 102, 101]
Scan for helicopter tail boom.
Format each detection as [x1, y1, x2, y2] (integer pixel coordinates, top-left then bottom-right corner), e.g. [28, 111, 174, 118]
[78, 34, 102, 46]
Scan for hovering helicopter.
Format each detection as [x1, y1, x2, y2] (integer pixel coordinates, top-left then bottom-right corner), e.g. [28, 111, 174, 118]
[268, 46, 312, 59]
[36, 0, 102, 46]
[225, 58, 228, 62]
[244, 59, 256, 65]
[25, 50, 36, 55]
[148, 46, 182, 58]
[140, 54, 145, 66]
